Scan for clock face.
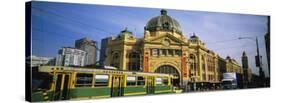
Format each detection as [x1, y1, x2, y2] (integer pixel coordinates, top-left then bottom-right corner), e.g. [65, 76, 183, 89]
[162, 39, 170, 46]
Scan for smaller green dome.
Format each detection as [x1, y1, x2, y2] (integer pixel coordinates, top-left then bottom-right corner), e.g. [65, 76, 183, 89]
[190, 33, 199, 39]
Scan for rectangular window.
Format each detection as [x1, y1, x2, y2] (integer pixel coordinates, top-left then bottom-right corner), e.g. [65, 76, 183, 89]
[175, 50, 182, 56]
[32, 72, 53, 91]
[162, 49, 167, 56]
[168, 49, 173, 56]
[137, 76, 145, 86]
[156, 78, 162, 85]
[163, 78, 169, 85]
[159, 49, 163, 55]
[75, 74, 93, 87]
[94, 75, 109, 87]
[152, 49, 158, 56]
[126, 76, 136, 86]
[190, 64, 194, 70]
[202, 64, 205, 71]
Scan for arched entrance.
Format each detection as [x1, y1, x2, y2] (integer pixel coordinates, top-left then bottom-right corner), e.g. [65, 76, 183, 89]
[155, 65, 180, 86]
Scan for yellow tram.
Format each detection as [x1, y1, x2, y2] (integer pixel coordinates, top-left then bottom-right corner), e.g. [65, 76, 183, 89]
[31, 66, 178, 102]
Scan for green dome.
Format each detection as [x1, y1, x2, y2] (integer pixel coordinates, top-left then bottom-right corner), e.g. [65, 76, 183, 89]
[190, 33, 199, 39]
[145, 9, 182, 34]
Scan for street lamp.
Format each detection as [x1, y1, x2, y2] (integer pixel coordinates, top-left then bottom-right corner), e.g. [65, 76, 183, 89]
[238, 36, 266, 87]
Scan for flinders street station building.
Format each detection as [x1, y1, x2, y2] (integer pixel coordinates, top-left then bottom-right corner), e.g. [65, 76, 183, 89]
[99, 9, 245, 90]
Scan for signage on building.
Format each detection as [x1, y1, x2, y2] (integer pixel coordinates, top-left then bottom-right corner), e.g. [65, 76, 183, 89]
[143, 52, 149, 72]
[181, 52, 188, 80]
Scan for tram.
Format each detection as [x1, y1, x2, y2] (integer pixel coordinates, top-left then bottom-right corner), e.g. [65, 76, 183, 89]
[31, 66, 178, 102]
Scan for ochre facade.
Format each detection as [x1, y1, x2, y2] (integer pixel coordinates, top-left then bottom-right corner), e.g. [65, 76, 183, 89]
[102, 9, 243, 88]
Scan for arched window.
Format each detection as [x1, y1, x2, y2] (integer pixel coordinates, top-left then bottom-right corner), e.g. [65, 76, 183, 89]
[155, 65, 180, 86]
[201, 56, 205, 71]
[201, 56, 206, 80]
[155, 65, 179, 77]
[127, 52, 140, 71]
[189, 54, 197, 80]
[189, 54, 197, 71]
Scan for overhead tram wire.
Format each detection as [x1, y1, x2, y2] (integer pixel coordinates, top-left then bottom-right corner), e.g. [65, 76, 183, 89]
[32, 7, 93, 39]
[221, 50, 256, 57]
[32, 27, 81, 40]
[203, 35, 265, 55]
[57, 3, 149, 35]
[205, 34, 264, 45]
[32, 6, 112, 34]
[211, 44, 255, 51]
[32, 6, 105, 55]
[205, 38, 241, 45]
[32, 6, 267, 48]
[32, 30, 83, 46]
[31, 6, 116, 37]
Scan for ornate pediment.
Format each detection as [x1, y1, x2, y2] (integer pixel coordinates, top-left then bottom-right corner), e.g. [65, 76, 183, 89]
[146, 33, 187, 45]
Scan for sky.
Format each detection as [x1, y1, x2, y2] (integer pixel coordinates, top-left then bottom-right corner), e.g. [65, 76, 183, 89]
[31, 1, 269, 77]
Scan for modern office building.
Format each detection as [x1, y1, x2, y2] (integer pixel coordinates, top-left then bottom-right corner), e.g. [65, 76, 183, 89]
[56, 47, 86, 66]
[75, 38, 97, 66]
[99, 36, 116, 66]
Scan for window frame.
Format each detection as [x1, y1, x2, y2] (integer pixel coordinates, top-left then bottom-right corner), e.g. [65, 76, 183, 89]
[136, 76, 145, 86]
[126, 76, 137, 86]
[162, 77, 169, 85]
[156, 77, 162, 85]
[94, 74, 109, 87]
[75, 73, 94, 87]
[168, 49, 173, 56]
[152, 49, 158, 56]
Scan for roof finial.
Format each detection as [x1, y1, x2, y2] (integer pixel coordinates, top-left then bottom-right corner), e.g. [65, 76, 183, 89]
[121, 27, 132, 34]
[161, 9, 167, 15]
